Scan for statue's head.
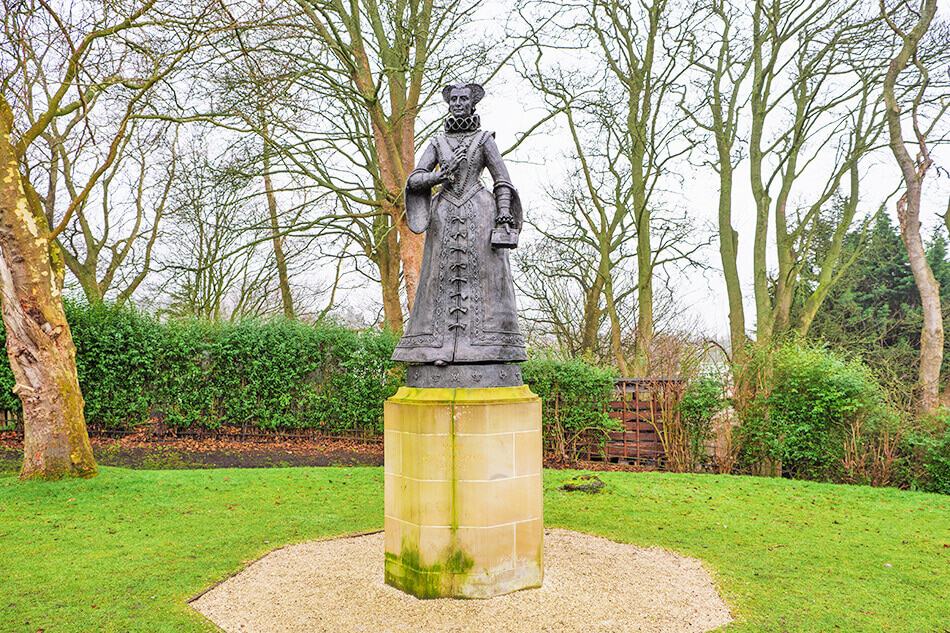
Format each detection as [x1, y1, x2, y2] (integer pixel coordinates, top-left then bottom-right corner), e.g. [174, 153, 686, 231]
[442, 83, 485, 118]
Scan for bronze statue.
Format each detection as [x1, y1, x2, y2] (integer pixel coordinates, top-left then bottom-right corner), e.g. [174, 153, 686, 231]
[392, 83, 526, 387]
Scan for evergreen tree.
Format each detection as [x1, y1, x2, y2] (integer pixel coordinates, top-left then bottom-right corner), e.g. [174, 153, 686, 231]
[803, 213, 950, 407]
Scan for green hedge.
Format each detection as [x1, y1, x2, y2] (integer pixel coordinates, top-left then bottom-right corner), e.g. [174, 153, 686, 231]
[1, 302, 946, 492]
[522, 357, 619, 459]
[0, 303, 619, 438]
[0, 302, 403, 433]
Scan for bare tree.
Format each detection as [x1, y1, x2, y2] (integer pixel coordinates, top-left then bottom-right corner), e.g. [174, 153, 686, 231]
[686, 0, 890, 369]
[520, 0, 702, 375]
[516, 182, 638, 362]
[0, 0, 207, 478]
[194, 0, 503, 329]
[684, 0, 752, 363]
[155, 138, 340, 321]
[747, 0, 888, 345]
[52, 121, 178, 305]
[880, 0, 949, 412]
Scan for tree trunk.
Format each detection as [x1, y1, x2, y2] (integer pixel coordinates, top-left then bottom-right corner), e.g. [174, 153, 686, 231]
[899, 188, 942, 412]
[262, 134, 294, 319]
[716, 158, 747, 366]
[579, 273, 606, 356]
[882, 0, 941, 413]
[0, 101, 96, 479]
[376, 212, 404, 331]
[74, 266, 104, 305]
[796, 165, 862, 337]
[604, 268, 629, 375]
[633, 206, 653, 377]
[59, 243, 104, 305]
[749, 5, 773, 348]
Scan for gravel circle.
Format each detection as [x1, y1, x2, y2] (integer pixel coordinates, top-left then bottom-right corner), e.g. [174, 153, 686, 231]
[191, 529, 732, 632]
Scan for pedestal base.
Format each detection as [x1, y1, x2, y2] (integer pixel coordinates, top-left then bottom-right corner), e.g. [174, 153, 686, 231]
[384, 385, 543, 599]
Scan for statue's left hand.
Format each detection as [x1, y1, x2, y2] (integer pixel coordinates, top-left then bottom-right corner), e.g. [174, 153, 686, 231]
[496, 210, 514, 226]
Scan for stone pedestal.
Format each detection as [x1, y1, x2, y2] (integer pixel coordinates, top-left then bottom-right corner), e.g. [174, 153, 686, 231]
[384, 385, 543, 599]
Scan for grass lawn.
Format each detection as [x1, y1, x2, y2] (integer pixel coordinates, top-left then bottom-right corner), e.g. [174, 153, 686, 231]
[0, 467, 947, 632]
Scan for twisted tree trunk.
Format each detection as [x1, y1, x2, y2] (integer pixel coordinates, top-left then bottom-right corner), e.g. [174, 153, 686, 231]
[0, 99, 96, 479]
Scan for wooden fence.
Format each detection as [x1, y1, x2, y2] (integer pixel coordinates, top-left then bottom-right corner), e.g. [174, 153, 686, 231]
[570, 378, 686, 467]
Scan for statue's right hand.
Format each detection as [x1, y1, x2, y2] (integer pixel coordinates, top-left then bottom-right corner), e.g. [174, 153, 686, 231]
[441, 157, 460, 175]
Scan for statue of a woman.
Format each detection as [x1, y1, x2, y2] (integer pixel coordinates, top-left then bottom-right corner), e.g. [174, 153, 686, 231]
[392, 83, 526, 387]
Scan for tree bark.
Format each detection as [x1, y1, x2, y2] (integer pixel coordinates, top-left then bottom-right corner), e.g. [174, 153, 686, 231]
[717, 161, 747, 364]
[882, 0, 941, 413]
[749, 6, 773, 348]
[375, 212, 404, 331]
[633, 212, 653, 376]
[579, 272, 606, 356]
[69, 262, 105, 305]
[0, 99, 96, 479]
[262, 132, 294, 319]
[603, 268, 629, 375]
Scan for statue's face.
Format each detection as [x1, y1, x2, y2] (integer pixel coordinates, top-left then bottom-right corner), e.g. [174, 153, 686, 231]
[448, 87, 473, 117]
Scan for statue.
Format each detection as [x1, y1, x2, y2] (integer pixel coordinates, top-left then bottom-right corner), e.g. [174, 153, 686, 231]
[392, 83, 526, 388]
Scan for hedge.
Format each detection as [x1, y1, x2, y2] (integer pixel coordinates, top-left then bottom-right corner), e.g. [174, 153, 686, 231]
[0, 302, 618, 437]
[0, 302, 403, 433]
[1, 303, 946, 492]
[521, 356, 619, 459]
[737, 343, 888, 480]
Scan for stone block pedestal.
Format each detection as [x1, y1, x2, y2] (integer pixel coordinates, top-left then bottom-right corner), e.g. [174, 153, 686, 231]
[384, 385, 543, 599]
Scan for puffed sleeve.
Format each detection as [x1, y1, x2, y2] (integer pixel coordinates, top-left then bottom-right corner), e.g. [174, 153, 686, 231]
[483, 133, 512, 184]
[406, 142, 440, 191]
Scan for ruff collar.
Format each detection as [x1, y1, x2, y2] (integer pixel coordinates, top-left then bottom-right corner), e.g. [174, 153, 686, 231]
[444, 113, 481, 134]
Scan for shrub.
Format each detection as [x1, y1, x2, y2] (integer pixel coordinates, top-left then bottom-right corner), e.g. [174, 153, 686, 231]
[671, 376, 726, 472]
[901, 411, 950, 494]
[522, 356, 619, 461]
[921, 428, 950, 494]
[737, 343, 889, 481]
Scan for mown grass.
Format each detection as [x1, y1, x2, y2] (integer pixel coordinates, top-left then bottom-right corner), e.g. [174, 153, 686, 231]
[0, 467, 947, 632]
[544, 470, 949, 632]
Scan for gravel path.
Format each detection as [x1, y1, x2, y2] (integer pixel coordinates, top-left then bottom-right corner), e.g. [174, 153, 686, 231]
[191, 529, 732, 632]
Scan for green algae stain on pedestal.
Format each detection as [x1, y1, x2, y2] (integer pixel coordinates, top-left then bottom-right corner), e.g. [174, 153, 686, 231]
[384, 541, 475, 599]
[383, 386, 544, 599]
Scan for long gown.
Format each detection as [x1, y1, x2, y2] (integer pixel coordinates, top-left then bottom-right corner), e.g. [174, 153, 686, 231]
[391, 128, 527, 365]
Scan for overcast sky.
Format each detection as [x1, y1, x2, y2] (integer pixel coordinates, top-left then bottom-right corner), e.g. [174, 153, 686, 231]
[467, 1, 950, 341]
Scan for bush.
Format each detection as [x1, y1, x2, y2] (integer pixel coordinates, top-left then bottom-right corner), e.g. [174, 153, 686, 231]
[0, 301, 401, 433]
[673, 376, 726, 472]
[901, 411, 950, 494]
[68, 301, 164, 428]
[737, 343, 889, 481]
[921, 428, 950, 494]
[522, 356, 619, 461]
